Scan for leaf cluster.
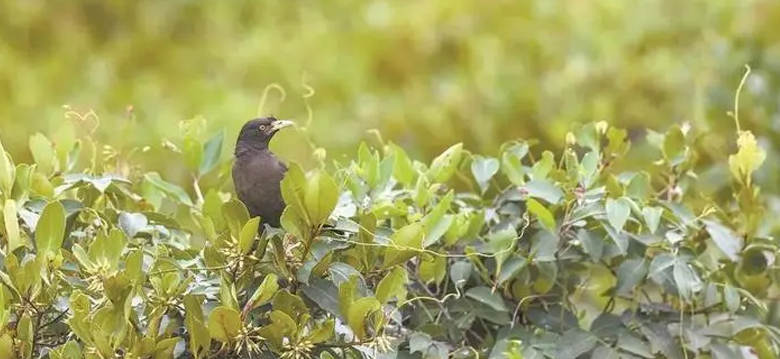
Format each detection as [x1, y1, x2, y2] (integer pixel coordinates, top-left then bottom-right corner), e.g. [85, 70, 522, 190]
[0, 118, 778, 359]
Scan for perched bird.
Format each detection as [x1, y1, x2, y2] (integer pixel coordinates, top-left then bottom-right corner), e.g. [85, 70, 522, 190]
[232, 117, 294, 229]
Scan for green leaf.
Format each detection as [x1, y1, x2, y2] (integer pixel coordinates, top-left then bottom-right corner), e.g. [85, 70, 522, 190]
[703, 219, 742, 262]
[673, 260, 702, 302]
[605, 197, 631, 232]
[617, 333, 653, 358]
[272, 290, 309, 321]
[418, 254, 446, 286]
[0, 334, 13, 359]
[450, 261, 471, 288]
[239, 217, 260, 254]
[427, 143, 463, 183]
[307, 318, 335, 344]
[29, 133, 56, 176]
[409, 332, 433, 355]
[662, 125, 686, 163]
[423, 190, 453, 247]
[143, 172, 193, 206]
[347, 297, 381, 341]
[466, 286, 509, 312]
[523, 179, 563, 205]
[723, 285, 740, 313]
[471, 155, 499, 193]
[486, 226, 517, 271]
[222, 198, 249, 239]
[390, 142, 416, 186]
[262, 310, 298, 347]
[36, 200, 66, 259]
[300, 278, 341, 318]
[199, 129, 224, 176]
[280, 163, 309, 223]
[527, 198, 556, 231]
[17, 312, 33, 358]
[303, 168, 339, 225]
[89, 228, 126, 271]
[497, 256, 528, 285]
[338, 276, 358, 319]
[183, 138, 203, 173]
[0, 139, 15, 198]
[642, 206, 663, 234]
[358, 143, 380, 188]
[577, 229, 603, 262]
[625, 172, 650, 200]
[202, 189, 226, 231]
[2, 199, 23, 253]
[243, 273, 278, 315]
[501, 142, 528, 185]
[615, 258, 648, 296]
[531, 151, 555, 180]
[376, 266, 408, 305]
[552, 329, 598, 359]
[382, 222, 425, 269]
[208, 306, 242, 343]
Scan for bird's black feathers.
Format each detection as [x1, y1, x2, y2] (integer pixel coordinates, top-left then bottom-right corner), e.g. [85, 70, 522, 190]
[232, 117, 294, 228]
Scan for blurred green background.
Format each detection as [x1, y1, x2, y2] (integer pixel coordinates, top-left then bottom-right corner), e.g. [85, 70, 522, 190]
[2, 0, 780, 189]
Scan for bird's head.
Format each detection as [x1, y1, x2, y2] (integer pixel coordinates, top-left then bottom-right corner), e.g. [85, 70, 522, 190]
[235, 117, 295, 154]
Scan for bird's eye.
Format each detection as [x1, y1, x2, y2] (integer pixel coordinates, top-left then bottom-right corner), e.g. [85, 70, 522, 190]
[259, 125, 267, 131]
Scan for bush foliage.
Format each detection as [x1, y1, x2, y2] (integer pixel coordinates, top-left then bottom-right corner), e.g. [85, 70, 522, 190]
[1, 112, 779, 359]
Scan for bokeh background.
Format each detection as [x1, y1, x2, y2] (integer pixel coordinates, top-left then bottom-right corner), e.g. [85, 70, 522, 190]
[2, 0, 780, 189]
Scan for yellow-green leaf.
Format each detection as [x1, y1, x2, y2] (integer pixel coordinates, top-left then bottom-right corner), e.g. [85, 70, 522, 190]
[2, 199, 23, 253]
[418, 255, 446, 286]
[0, 334, 13, 359]
[280, 163, 309, 223]
[29, 133, 57, 176]
[303, 169, 339, 225]
[207, 306, 242, 343]
[243, 273, 278, 315]
[376, 266, 408, 305]
[382, 222, 425, 269]
[347, 297, 381, 342]
[36, 200, 66, 259]
[222, 198, 249, 239]
[427, 143, 463, 183]
[0, 139, 15, 197]
[527, 198, 556, 231]
[728, 130, 766, 187]
[239, 217, 260, 254]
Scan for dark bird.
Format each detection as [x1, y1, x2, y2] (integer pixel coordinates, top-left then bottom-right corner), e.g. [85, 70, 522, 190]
[232, 117, 295, 229]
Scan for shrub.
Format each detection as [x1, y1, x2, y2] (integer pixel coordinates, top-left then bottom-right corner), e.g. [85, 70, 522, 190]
[0, 115, 778, 359]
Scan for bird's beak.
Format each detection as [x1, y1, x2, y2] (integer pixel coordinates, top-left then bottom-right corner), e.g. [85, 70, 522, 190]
[271, 119, 295, 132]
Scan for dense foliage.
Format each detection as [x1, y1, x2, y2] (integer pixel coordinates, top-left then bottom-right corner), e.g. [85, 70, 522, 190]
[1, 99, 779, 359]
[4, 0, 780, 193]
